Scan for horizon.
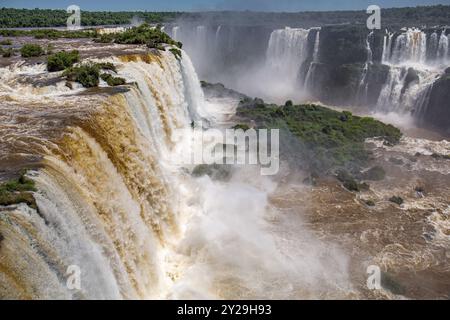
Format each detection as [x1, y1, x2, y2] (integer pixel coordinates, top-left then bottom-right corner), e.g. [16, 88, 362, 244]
[2, 0, 450, 12]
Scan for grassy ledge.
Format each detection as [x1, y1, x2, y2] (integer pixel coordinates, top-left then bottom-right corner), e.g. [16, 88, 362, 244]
[236, 98, 402, 176]
[0, 172, 38, 210]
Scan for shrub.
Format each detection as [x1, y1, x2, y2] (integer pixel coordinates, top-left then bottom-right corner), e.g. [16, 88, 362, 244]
[192, 164, 232, 181]
[361, 166, 386, 181]
[95, 23, 182, 49]
[0, 172, 37, 209]
[100, 73, 126, 86]
[63, 62, 120, 88]
[47, 50, 79, 72]
[96, 62, 117, 72]
[20, 44, 44, 57]
[169, 48, 182, 60]
[336, 170, 360, 191]
[2, 48, 13, 57]
[0, 39, 12, 45]
[63, 64, 100, 88]
[232, 124, 250, 131]
[389, 196, 404, 206]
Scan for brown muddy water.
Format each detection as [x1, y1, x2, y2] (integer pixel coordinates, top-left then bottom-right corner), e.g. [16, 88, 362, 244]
[0, 38, 449, 299]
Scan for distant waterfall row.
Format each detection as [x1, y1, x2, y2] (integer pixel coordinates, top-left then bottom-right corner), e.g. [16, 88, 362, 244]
[375, 28, 448, 114]
[168, 24, 448, 124]
[382, 28, 449, 67]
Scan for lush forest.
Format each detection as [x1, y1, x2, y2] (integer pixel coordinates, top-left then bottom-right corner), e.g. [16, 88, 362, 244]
[0, 6, 449, 29]
[0, 8, 180, 28]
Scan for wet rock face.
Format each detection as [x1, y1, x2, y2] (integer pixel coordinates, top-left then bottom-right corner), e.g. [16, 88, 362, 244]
[308, 62, 389, 107]
[319, 26, 369, 66]
[420, 76, 450, 135]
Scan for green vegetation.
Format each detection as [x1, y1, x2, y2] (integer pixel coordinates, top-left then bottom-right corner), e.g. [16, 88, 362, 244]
[381, 272, 406, 295]
[364, 199, 376, 207]
[0, 8, 180, 28]
[96, 62, 117, 72]
[47, 50, 80, 72]
[0, 28, 96, 39]
[285, 100, 293, 107]
[431, 153, 450, 160]
[192, 164, 232, 181]
[63, 62, 123, 88]
[100, 73, 126, 86]
[169, 47, 182, 60]
[95, 23, 182, 49]
[0, 39, 12, 45]
[360, 166, 386, 181]
[0, 172, 37, 210]
[232, 124, 251, 131]
[0, 47, 14, 58]
[337, 170, 360, 191]
[389, 196, 404, 206]
[64, 63, 100, 88]
[336, 169, 369, 192]
[1, 7, 449, 29]
[236, 99, 402, 173]
[20, 44, 44, 58]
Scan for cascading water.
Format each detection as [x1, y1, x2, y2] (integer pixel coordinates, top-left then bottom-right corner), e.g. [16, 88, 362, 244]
[356, 31, 374, 104]
[0, 50, 208, 299]
[171, 26, 179, 41]
[266, 27, 310, 84]
[382, 31, 394, 64]
[304, 28, 320, 92]
[376, 28, 445, 114]
[0, 45, 354, 299]
[437, 30, 449, 64]
[387, 28, 427, 65]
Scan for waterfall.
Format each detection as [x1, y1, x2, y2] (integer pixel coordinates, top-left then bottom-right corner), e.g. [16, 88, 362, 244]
[1, 44, 356, 299]
[266, 27, 311, 83]
[0, 50, 210, 299]
[437, 30, 449, 64]
[304, 29, 320, 91]
[171, 26, 179, 41]
[382, 31, 394, 64]
[356, 32, 374, 104]
[387, 28, 427, 65]
[376, 67, 407, 111]
[376, 27, 445, 115]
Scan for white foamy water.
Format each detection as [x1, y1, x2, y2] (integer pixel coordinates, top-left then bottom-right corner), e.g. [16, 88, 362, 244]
[0, 47, 354, 299]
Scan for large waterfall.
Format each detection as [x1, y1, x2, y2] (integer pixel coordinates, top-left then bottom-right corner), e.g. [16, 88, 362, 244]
[0, 51, 209, 299]
[266, 27, 310, 84]
[304, 28, 320, 91]
[0, 47, 353, 299]
[376, 28, 446, 114]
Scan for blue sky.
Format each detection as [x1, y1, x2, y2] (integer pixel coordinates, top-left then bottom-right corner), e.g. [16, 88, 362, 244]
[1, 0, 449, 11]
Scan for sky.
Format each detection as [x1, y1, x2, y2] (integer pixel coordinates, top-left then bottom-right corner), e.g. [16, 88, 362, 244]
[1, 0, 449, 11]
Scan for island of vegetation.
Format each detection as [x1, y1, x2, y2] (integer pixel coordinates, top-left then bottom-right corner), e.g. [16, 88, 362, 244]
[235, 98, 401, 190]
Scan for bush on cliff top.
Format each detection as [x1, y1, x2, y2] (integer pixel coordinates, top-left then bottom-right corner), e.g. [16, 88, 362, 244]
[63, 62, 122, 88]
[100, 73, 126, 86]
[20, 43, 44, 57]
[0, 172, 37, 209]
[63, 63, 100, 88]
[94, 23, 182, 49]
[47, 50, 80, 72]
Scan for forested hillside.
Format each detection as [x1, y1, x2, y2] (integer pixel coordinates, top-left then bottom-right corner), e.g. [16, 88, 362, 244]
[0, 5, 449, 28]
